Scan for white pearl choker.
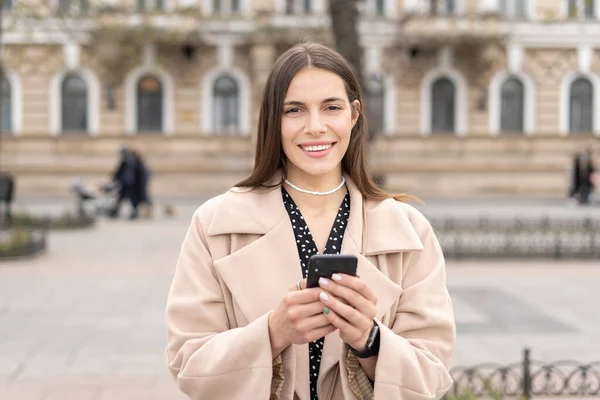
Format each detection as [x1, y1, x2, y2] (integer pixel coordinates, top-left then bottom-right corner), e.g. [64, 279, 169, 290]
[284, 176, 346, 196]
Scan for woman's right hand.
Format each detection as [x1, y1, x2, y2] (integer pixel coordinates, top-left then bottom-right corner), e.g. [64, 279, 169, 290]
[268, 279, 337, 358]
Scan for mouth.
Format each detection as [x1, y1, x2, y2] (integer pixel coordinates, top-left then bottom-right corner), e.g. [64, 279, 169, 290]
[298, 143, 336, 152]
[297, 142, 337, 159]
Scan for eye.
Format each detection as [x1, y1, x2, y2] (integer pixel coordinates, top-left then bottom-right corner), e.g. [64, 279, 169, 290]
[284, 107, 301, 114]
[326, 105, 342, 111]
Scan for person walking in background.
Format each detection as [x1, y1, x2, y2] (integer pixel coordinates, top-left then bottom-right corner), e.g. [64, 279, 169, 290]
[110, 146, 140, 220]
[569, 146, 596, 205]
[130, 149, 153, 218]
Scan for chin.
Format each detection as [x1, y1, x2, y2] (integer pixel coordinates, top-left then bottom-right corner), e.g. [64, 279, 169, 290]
[294, 162, 341, 178]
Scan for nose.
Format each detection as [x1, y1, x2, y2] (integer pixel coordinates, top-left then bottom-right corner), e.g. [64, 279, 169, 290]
[307, 111, 326, 135]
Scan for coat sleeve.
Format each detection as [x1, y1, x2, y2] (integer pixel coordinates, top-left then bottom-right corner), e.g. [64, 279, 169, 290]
[373, 216, 456, 399]
[165, 206, 277, 399]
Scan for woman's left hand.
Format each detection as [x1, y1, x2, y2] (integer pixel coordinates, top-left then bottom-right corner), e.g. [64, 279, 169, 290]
[317, 273, 377, 351]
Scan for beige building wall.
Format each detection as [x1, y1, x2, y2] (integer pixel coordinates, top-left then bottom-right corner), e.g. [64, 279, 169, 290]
[1, 0, 599, 198]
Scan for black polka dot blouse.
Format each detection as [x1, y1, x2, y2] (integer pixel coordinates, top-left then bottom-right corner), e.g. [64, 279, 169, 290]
[281, 186, 351, 400]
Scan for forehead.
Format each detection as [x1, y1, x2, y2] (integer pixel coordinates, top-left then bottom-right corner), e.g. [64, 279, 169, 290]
[284, 67, 347, 101]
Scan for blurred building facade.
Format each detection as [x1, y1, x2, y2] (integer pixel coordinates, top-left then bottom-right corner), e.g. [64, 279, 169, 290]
[0, 0, 599, 198]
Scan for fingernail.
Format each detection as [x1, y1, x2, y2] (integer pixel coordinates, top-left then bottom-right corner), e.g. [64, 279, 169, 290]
[319, 277, 329, 286]
[319, 292, 329, 302]
[323, 307, 330, 315]
[331, 273, 342, 281]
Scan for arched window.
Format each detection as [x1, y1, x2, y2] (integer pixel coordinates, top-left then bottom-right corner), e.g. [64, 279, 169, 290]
[61, 74, 87, 132]
[285, 0, 312, 13]
[137, 0, 164, 11]
[213, 75, 239, 133]
[499, 0, 528, 17]
[1, 76, 11, 134]
[569, 77, 593, 133]
[137, 75, 163, 132]
[431, 77, 456, 133]
[500, 77, 524, 133]
[367, 75, 385, 135]
[568, 0, 595, 19]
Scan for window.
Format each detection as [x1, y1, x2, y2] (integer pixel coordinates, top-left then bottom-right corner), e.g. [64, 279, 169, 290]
[430, 0, 456, 16]
[213, 75, 239, 133]
[137, 75, 163, 132]
[375, 0, 385, 15]
[569, 77, 593, 133]
[1, 76, 11, 134]
[499, 0, 528, 18]
[431, 77, 455, 133]
[568, 0, 595, 19]
[500, 77, 524, 133]
[285, 0, 312, 14]
[137, 0, 164, 12]
[367, 75, 385, 134]
[57, 0, 90, 14]
[213, 0, 241, 13]
[61, 74, 87, 132]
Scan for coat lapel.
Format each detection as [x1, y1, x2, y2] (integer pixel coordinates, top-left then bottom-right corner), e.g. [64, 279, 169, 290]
[317, 175, 423, 387]
[209, 174, 312, 400]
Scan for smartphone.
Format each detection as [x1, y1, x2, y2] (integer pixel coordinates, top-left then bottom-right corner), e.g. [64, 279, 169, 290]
[306, 254, 358, 288]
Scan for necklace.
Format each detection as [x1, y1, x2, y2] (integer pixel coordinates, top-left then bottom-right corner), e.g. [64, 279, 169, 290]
[284, 176, 346, 196]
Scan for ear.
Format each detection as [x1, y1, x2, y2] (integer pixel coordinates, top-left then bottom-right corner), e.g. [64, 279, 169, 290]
[351, 100, 361, 127]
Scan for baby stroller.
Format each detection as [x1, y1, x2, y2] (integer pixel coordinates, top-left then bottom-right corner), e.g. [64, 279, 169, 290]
[71, 177, 121, 218]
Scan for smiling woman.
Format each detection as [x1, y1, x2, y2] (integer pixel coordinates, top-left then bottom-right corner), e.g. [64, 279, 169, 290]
[166, 42, 456, 400]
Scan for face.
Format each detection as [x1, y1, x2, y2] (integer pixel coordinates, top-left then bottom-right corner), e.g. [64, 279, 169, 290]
[281, 67, 360, 182]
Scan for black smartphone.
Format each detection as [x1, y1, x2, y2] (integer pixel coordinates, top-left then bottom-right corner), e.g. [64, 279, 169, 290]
[306, 254, 358, 288]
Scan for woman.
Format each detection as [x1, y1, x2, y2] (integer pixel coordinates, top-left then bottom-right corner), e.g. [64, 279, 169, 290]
[166, 42, 455, 399]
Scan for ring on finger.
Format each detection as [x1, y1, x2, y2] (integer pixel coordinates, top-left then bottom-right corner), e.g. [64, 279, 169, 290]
[297, 279, 303, 291]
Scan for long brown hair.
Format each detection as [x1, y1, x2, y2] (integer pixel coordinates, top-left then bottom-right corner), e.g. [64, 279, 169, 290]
[235, 42, 411, 203]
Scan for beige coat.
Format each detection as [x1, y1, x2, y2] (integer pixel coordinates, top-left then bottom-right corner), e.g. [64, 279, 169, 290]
[166, 174, 456, 400]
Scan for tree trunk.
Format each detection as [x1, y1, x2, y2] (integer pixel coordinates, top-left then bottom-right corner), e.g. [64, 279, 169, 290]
[327, 0, 365, 105]
[327, 0, 385, 185]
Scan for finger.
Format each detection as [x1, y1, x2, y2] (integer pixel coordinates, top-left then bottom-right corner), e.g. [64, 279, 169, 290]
[331, 274, 377, 304]
[318, 291, 372, 332]
[304, 324, 337, 343]
[318, 278, 375, 318]
[285, 287, 323, 305]
[287, 301, 329, 321]
[321, 306, 356, 335]
[295, 312, 333, 333]
[288, 278, 307, 292]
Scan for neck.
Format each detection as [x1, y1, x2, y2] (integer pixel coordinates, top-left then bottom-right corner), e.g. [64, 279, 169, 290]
[283, 168, 347, 212]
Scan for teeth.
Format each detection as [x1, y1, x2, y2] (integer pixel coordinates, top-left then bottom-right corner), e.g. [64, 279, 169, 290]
[302, 144, 332, 152]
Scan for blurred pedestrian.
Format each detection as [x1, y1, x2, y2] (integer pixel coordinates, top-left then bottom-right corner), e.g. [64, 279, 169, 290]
[130, 149, 153, 218]
[110, 146, 140, 219]
[569, 145, 596, 205]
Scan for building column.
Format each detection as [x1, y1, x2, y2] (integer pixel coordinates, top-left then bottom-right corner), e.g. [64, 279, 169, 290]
[250, 43, 276, 142]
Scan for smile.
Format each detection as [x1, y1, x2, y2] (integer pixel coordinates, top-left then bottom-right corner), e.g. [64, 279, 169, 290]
[298, 142, 336, 159]
[300, 144, 334, 152]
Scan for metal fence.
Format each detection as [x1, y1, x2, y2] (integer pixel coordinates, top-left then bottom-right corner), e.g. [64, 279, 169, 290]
[429, 215, 600, 259]
[445, 348, 600, 399]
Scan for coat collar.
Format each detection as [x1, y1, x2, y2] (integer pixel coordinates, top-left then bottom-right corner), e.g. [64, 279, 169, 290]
[207, 171, 424, 255]
[209, 171, 424, 400]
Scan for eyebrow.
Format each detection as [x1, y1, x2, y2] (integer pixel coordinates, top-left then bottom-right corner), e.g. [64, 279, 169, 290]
[283, 97, 345, 106]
